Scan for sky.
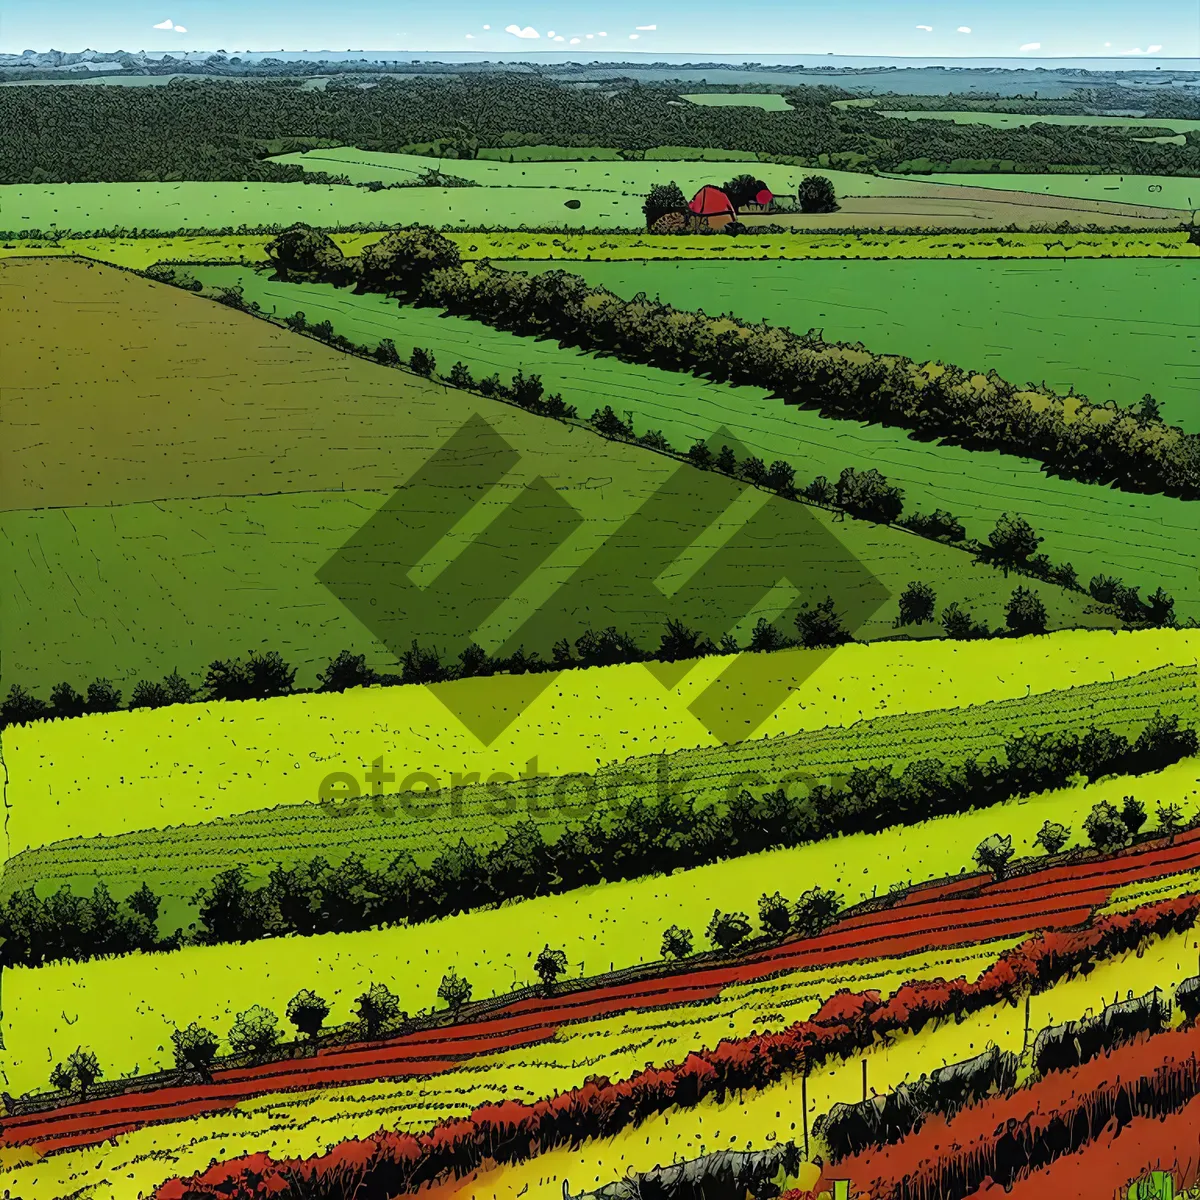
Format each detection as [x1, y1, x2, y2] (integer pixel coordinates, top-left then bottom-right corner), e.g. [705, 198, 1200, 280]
[4, 0, 1197, 59]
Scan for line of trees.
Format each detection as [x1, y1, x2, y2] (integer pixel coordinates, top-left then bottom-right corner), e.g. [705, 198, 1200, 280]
[5, 712, 1191, 967]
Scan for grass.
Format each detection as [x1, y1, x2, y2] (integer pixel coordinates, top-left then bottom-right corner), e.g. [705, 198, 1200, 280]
[681, 93, 794, 111]
[9, 662, 1192, 924]
[2, 256, 1106, 702]
[918, 173, 1200, 211]
[516, 258, 1200, 431]
[186, 266, 1200, 622]
[6, 627, 1178, 861]
[3, 752, 1197, 1099]
[880, 111, 1200, 135]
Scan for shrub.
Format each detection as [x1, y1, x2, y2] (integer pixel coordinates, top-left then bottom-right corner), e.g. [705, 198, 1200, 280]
[758, 891, 792, 937]
[765, 459, 797, 494]
[795, 596, 851, 648]
[50, 1047, 102, 1101]
[374, 338, 400, 365]
[899, 509, 967, 542]
[286, 989, 330, 1042]
[50, 681, 86, 719]
[687, 440, 715, 469]
[643, 181, 688, 228]
[798, 174, 838, 212]
[1084, 800, 1129, 852]
[357, 226, 461, 295]
[801, 474, 835, 505]
[447, 361, 475, 390]
[1120, 794, 1148, 837]
[409, 346, 436, 377]
[437, 969, 473, 1012]
[84, 678, 122, 713]
[0, 684, 49, 728]
[792, 887, 842, 937]
[661, 924, 694, 959]
[941, 602, 991, 640]
[1157, 802, 1185, 837]
[171, 1023, 220, 1078]
[896, 581, 936, 626]
[317, 650, 379, 692]
[590, 405, 634, 439]
[264, 223, 350, 282]
[748, 617, 790, 652]
[836, 467, 903, 523]
[706, 908, 752, 951]
[204, 651, 296, 701]
[988, 513, 1042, 569]
[354, 983, 402, 1038]
[535, 944, 569, 991]
[228, 1005, 280, 1055]
[974, 833, 1015, 878]
[1035, 820, 1070, 855]
[1005, 586, 1048, 635]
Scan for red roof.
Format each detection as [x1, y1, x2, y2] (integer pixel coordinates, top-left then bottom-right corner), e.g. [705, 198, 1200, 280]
[688, 185, 736, 216]
[754, 187, 774, 205]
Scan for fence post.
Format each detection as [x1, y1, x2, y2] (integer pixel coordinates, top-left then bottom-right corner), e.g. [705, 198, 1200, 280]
[862, 1058, 867, 1101]
[801, 1065, 809, 1158]
[1023, 992, 1031, 1054]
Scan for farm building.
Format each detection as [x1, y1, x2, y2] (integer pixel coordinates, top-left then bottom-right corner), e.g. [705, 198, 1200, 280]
[688, 185, 737, 230]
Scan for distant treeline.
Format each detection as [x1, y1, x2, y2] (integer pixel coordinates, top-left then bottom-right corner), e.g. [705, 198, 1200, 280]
[3, 76, 1197, 184]
[3, 712, 1193, 966]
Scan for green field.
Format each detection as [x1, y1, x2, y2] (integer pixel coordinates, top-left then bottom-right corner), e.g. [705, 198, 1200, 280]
[920, 172, 1200, 210]
[519, 258, 1200, 430]
[882, 110, 1200, 135]
[5, 752, 1197, 1096]
[187, 267, 1200, 621]
[8, 662, 1192, 929]
[682, 93, 794, 111]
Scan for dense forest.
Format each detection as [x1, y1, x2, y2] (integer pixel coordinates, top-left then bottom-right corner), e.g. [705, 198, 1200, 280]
[2, 76, 1198, 183]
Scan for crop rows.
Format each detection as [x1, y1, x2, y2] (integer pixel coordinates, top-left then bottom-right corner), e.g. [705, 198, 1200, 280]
[8, 662, 1191, 898]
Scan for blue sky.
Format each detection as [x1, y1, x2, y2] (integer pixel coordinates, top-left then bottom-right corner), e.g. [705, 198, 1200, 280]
[5, 0, 1197, 58]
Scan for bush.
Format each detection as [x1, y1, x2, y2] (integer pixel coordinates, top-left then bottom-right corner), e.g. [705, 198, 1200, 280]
[171, 1023, 220, 1078]
[374, 338, 400, 366]
[228, 1005, 280, 1055]
[409, 346, 436, 377]
[795, 596, 851, 648]
[661, 924, 694, 959]
[1035, 820, 1070, 855]
[1084, 800, 1129, 852]
[792, 887, 842, 937]
[643, 181, 688, 229]
[354, 982, 402, 1038]
[535, 944, 569, 991]
[357, 226, 461, 295]
[130, 670, 194, 709]
[204, 651, 296, 701]
[801, 474, 835, 505]
[264, 223, 351, 283]
[941, 602, 991, 640]
[706, 909, 752, 951]
[974, 833, 1015, 878]
[1005, 586, 1048, 635]
[437, 969, 473, 1012]
[286, 989, 330, 1042]
[0, 684, 49, 728]
[1157, 802, 1185, 837]
[1120, 794, 1148, 837]
[798, 174, 838, 212]
[758, 891, 792, 937]
[50, 1047, 102, 1101]
[899, 509, 967, 542]
[836, 467, 903, 523]
[988, 513, 1042, 569]
[317, 650, 379, 692]
[50, 681, 85, 719]
[897, 581, 937, 626]
[765, 459, 797, 495]
[448, 361, 475, 390]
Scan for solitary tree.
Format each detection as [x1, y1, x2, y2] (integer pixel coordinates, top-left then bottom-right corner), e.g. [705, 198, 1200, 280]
[1157, 802, 1185, 838]
[1035, 820, 1070, 856]
[171, 1023, 220, 1080]
[410, 346, 436, 377]
[661, 924, 694, 959]
[535, 944, 569, 992]
[798, 174, 838, 213]
[228, 1005, 280, 1055]
[286, 989, 331, 1044]
[1084, 800, 1128, 852]
[1005, 587, 1048, 636]
[758, 891, 792, 937]
[354, 982, 402, 1038]
[706, 909, 753, 951]
[974, 833, 1015, 879]
[50, 1048, 102, 1101]
[437, 969, 473, 1013]
[357, 227, 461, 296]
[987, 514, 1042, 571]
[897, 581, 937, 627]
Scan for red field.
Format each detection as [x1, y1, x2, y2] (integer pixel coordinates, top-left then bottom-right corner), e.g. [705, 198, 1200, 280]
[5, 829, 1200, 1158]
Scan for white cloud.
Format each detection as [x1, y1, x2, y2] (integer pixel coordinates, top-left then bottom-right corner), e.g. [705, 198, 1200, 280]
[916, 24, 933, 31]
[1019, 41, 1041, 50]
[586, 32, 593, 37]
[598, 30, 607, 36]
[1148, 44, 1163, 51]
[1104, 41, 1111, 47]
[153, 18, 173, 28]
[505, 23, 540, 37]
[466, 33, 475, 38]
[553, 34, 565, 41]
[629, 33, 639, 39]
[570, 36, 581, 43]
[547, 29, 555, 36]
[173, 24, 187, 32]
[1119, 45, 1162, 54]
[957, 26, 971, 33]
[483, 23, 490, 29]
[636, 24, 656, 30]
